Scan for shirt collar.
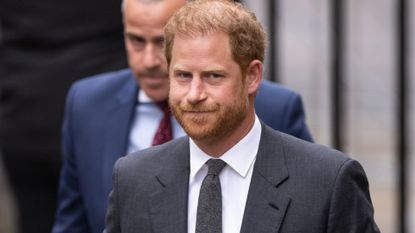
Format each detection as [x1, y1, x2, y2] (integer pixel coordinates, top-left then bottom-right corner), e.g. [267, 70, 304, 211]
[138, 90, 153, 103]
[189, 115, 262, 179]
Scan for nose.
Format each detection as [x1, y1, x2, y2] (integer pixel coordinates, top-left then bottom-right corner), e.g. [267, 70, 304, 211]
[186, 78, 207, 104]
[142, 43, 162, 69]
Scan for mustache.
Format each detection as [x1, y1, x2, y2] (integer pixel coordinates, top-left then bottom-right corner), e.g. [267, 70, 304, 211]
[138, 69, 168, 78]
[178, 103, 219, 112]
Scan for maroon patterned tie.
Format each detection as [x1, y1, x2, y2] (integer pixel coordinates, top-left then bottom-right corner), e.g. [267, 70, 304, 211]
[152, 101, 173, 146]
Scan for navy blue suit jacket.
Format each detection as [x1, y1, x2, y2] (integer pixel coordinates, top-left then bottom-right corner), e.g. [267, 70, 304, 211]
[52, 69, 313, 233]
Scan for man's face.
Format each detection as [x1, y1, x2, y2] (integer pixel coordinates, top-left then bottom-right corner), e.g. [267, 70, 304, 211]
[169, 32, 252, 141]
[123, 0, 184, 102]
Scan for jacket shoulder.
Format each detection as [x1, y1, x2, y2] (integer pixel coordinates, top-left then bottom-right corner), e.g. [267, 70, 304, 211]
[114, 137, 189, 178]
[257, 80, 299, 100]
[65, 68, 136, 111]
[70, 69, 134, 94]
[262, 124, 350, 175]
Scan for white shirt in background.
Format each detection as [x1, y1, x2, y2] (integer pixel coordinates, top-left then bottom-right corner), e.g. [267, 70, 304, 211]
[127, 91, 185, 153]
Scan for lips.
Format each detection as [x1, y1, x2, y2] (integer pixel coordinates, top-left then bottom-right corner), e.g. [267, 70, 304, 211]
[183, 110, 214, 115]
[180, 109, 217, 123]
[138, 70, 168, 81]
[140, 75, 169, 88]
[180, 107, 218, 113]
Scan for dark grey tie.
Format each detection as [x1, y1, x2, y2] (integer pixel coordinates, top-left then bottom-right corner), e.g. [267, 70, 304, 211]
[195, 159, 227, 233]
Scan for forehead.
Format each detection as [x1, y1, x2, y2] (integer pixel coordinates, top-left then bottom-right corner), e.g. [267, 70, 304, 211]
[124, 0, 185, 33]
[171, 32, 237, 69]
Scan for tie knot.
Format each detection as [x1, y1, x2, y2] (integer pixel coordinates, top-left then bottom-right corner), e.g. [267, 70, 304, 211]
[207, 159, 226, 176]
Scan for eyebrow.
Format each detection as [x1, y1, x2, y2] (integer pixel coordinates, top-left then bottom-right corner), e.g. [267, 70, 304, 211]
[171, 65, 187, 72]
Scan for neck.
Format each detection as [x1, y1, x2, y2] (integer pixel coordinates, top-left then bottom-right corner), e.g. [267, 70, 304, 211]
[193, 110, 256, 158]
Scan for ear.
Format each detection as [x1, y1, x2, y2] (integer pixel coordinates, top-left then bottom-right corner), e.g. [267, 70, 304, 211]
[245, 60, 263, 95]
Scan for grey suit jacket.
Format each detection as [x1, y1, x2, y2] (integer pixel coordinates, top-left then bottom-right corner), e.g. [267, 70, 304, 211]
[105, 123, 380, 233]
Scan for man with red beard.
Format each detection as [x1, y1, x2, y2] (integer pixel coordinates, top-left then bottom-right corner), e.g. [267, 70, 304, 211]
[54, 0, 313, 232]
[104, 1, 379, 233]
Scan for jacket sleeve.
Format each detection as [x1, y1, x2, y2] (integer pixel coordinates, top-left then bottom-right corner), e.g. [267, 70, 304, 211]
[327, 159, 380, 233]
[51, 84, 91, 233]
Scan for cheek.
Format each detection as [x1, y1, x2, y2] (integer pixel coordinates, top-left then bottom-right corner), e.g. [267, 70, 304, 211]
[212, 85, 241, 102]
[171, 82, 192, 105]
[127, 50, 141, 62]
[125, 43, 142, 62]
[127, 53, 144, 71]
[169, 82, 181, 101]
[125, 42, 134, 56]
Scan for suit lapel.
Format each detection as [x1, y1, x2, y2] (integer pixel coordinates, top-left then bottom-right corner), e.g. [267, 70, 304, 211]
[149, 138, 190, 233]
[240, 123, 291, 233]
[102, 73, 138, 196]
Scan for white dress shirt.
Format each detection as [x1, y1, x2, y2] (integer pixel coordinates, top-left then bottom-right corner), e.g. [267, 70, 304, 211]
[127, 91, 185, 153]
[188, 115, 262, 233]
